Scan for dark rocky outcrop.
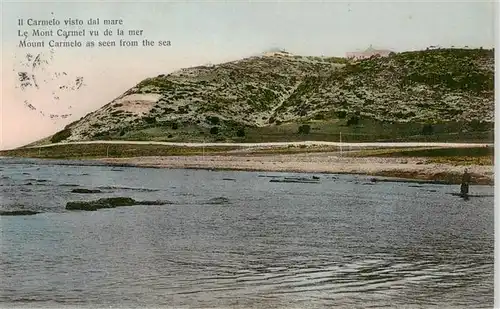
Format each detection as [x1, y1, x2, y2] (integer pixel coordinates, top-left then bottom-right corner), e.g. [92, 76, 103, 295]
[71, 188, 102, 194]
[205, 197, 230, 205]
[369, 177, 449, 185]
[448, 192, 494, 198]
[135, 200, 170, 205]
[270, 176, 320, 184]
[65, 197, 170, 211]
[97, 186, 160, 192]
[0, 210, 40, 216]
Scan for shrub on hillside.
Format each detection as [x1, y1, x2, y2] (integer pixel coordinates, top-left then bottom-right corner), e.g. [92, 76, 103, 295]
[298, 124, 311, 134]
[210, 126, 219, 135]
[50, 128, 72, 143]
[206, 116, 220, 125]
[313, 113, 325, 120]
[143, 117, 156, 124]
[469, 119, 492, 132]
[336, 111, 347, 119]
[236, 128, 245, 137]
[421, 124, 434, 135]
[346, 116, 360, 126]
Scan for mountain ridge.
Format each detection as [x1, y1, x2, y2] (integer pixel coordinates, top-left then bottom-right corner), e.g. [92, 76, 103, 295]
[39, 47, 494, 146]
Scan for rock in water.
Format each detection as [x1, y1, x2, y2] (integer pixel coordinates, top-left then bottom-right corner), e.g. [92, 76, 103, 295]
[136, 200, 170, 205]
[66, 197, 171, 211]
[0, 210, 40, 216]
[205, 197, 230, 205]
[71, 188, 102, 194]
[66, 197, 137, 211]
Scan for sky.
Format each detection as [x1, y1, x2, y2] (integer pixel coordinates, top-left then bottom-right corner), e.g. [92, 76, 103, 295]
[0, 0, 496, 150]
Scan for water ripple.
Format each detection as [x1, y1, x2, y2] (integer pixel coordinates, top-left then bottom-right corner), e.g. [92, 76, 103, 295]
[0, 159, 493, 308]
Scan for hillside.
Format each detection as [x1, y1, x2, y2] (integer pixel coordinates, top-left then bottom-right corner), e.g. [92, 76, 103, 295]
[44, 48, 494, 145]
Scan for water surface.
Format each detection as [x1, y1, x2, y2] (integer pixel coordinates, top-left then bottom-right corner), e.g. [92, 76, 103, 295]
[0, 158, 494, 308]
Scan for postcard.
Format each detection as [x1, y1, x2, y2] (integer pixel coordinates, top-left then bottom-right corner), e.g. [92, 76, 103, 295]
[0, 1, 496, 308]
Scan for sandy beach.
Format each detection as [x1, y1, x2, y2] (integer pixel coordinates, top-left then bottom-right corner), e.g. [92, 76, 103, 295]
[99, 152, 494, 185]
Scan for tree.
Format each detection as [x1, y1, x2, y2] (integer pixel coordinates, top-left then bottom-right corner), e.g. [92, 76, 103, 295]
[298, 124, 311, 134]
[336, 111, 347, 119]
[236, 128, 245, 137]
[346, 116, 360, 126]
[206, 116, 220, 125]
[50, 128, 71, 143]
[143, 117, 156, 124]
[210, 126, 219, 135]
[314, 113, 325, 120]
[421, 124, 434, 135]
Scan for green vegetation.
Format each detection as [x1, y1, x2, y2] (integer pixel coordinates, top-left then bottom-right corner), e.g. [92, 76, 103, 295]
[1, 143, 347, 159]
[369, 170, 492, 185]
[0, 144, 241, 159]
[394, 48, 494, 92]
[348, 146, 494, 166]
[210, 127, 219, 135]
[38, 48, 493, 146]
[297, 124, 311, 134]
[240, 119, 493, 143]
[236, 128, 246, 137]
[3, 143, 492, 165]
[50, 128, 72, 143]
[428, 155, 493, 166]
[353, 146, 493, 158]
[206, 116, 220, 125]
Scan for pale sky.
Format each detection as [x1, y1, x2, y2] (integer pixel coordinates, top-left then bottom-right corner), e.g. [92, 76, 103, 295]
[0, 0, 496, 150]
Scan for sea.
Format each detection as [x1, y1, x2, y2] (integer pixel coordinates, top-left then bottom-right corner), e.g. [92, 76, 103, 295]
[0, 157, 494, 309]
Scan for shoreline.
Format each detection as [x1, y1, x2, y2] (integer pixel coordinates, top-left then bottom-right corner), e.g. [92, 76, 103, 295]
[24, 140, 493, 149]
[1, 143, 493, 185]
[97, 154, 494, 185]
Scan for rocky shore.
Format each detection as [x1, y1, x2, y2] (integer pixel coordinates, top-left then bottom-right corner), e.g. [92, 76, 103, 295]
[99, 153, 494, 185]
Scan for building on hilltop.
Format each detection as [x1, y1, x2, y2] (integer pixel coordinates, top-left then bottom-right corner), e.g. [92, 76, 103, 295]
[262, 50, 293, 57]
[261, 47, 295, 57]
[346, 45, 394, 60]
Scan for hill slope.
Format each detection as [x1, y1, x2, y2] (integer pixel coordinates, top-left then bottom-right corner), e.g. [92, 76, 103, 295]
[45, 48, 494, 145]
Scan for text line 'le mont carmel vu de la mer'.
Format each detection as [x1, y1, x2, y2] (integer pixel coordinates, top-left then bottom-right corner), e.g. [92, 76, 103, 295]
[17, 18, 146, 48]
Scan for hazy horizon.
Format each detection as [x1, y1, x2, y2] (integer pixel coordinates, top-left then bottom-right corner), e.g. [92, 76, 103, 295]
[1, 1, 496, 150]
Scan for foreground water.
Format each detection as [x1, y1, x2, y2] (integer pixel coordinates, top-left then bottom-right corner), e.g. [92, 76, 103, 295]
[0, 158, 494, 309]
